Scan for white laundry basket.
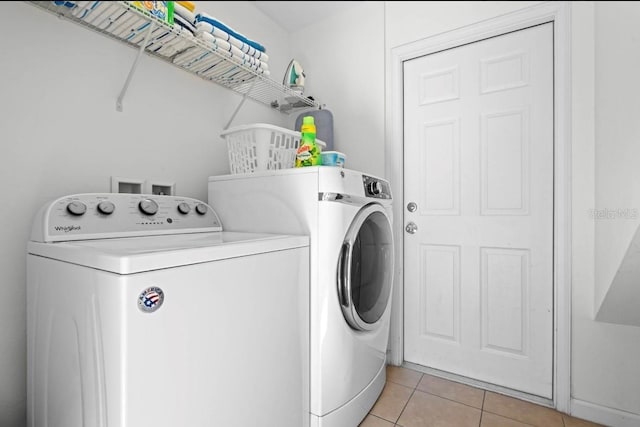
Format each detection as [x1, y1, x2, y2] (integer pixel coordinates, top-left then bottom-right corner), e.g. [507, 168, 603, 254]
[222, 123, 325, 174]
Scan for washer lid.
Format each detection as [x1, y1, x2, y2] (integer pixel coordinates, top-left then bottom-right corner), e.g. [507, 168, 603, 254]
[28, 232, 309, 274]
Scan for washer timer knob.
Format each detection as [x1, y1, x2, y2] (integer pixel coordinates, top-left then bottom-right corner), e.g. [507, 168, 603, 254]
[66, 201, 87, 216]
[195, 203, 208, 215]
[368, 181, 383, 196]
[177, 202, 191, 214]
[97, 201, 115, 215]
[138, 199, 159, 216]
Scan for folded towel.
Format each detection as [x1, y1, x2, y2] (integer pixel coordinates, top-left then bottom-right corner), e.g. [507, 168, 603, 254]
[74, 1, 111, 23]
[71, 1, 101, 20]
[52, 0, 77, 8]
[107, 12, 148, 37]
[198, 32, 269, 71]
[195, 12, 266, 53]
[80, 2, 125, 29]
[126, 24, 192, 57]
[154, 35, 193, 57]
[174, 43, 270, 78]
[112, 15, 150, 39]
[174, 12, 196, 35]
[174, 2, 195, 25]
[174, 50, 259, 86]
[195, 21, 269, 62]
[173, 49, 225, 73]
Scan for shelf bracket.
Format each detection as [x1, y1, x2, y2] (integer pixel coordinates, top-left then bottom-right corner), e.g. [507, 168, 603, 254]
[223, 78, 258, 130]
[116, 21, 156, 112]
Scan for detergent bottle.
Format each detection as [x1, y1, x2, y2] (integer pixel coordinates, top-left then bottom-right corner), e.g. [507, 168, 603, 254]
[295, 116, 322, 167]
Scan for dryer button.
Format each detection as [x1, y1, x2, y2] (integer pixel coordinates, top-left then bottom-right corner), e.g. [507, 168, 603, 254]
[367, 181, 383, 196]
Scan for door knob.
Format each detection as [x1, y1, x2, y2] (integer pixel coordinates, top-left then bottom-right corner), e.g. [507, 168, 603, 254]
[407, 202, 418, 212]
[405, 222, 418, 234]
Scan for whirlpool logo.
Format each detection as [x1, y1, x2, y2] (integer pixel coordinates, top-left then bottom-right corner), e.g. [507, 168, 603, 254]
[54, 225, 81, 233]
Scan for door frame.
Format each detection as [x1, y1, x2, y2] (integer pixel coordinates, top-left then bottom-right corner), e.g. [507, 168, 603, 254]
[384, 1, 571, 412]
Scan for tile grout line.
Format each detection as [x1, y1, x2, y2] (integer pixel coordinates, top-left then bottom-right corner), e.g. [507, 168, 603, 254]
[479, 391, 486, 427]
[481, 408, 542, 426]
[394, 387, 416, 426]
[393, 373, 424, 426]
[364, 413, 395, 425]
[414, 387, 485, 412]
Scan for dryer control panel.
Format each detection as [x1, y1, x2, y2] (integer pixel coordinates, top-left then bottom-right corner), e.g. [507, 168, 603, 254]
[363, 175, 392, 200]
[31, 193, 222, 242]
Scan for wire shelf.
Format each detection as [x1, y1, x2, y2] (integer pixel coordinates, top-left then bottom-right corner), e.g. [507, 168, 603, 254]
[26, 1, 320, 113]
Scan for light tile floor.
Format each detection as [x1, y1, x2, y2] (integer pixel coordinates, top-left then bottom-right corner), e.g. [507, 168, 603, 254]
[359, 366, 605, 427]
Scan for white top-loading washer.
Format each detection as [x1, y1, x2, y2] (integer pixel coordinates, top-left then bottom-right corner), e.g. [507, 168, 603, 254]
[208, 167, 394, 427]
[27, 193, 310, 427]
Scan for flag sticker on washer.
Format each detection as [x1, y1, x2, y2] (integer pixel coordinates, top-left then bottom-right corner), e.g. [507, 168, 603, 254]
[138, 287, 164, 313]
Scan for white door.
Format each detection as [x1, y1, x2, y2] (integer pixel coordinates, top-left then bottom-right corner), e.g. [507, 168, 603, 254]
[403, 23, 554, 398]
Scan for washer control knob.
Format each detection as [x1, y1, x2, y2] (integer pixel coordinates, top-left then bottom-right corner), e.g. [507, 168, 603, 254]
[97, 201, 115, 215]
[368, 181, 383, 196]
[195, 203, 208, 215]
[66, 201, 87, 216]
[138, 199, 159, 216]
[177, 202, 191, 215]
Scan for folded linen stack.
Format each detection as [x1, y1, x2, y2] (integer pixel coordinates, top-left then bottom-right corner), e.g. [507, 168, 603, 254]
[59, 1, 192, 58]
[171, 11, 270, 85]
[173, 1, 196, 35]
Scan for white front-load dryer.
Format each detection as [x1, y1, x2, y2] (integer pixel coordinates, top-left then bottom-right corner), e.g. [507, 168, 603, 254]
[27, 193, 310, 427]
[208, 167, 394, 427]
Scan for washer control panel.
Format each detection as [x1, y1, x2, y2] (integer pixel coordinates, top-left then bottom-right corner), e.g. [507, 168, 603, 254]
[33, 193, 222, 242]
[363, 175, 392, 199]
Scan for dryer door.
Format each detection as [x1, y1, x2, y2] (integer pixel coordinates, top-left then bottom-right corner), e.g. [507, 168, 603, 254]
[338, 203, 394, 331]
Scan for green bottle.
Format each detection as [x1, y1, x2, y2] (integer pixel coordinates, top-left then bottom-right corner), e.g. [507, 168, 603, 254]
[295, 116, 322, 167]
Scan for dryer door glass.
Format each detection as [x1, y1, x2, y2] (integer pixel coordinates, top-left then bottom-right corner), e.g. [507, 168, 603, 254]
[339, 204, 394, 331]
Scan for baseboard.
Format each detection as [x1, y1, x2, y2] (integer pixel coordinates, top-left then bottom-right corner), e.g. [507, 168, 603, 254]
[571, 399, 640, 427]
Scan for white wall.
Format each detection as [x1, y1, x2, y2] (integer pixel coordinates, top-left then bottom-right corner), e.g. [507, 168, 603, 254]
[385, 1, 542, 49]
[289, 2, 386, 178]
[593, 1, 640, 323]
[570, 1, 640, 421]
[0, 2, 290, 425]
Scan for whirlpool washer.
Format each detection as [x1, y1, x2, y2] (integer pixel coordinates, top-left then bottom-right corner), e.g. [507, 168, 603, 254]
[27, 193, 309, 427]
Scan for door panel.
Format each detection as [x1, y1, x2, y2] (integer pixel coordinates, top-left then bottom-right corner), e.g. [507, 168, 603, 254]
[403, 23, 553, 398]
[420, 244, 460, 342]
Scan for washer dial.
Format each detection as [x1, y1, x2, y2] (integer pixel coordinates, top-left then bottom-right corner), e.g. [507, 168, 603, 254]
[66, 201, 87, 216]
[177, 202, 191, 214]
[97, 201, 115, 215]
[138, 199, 159, 216]
[195, 203, 208, 215]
